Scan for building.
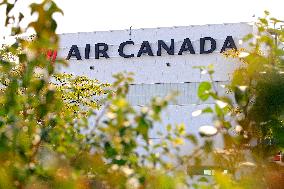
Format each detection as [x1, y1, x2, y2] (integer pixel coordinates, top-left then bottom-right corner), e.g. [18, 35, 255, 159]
[57, 23, 253, 154]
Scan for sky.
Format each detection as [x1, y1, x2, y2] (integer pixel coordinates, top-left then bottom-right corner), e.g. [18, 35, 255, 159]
[53, 0, 284, 33]
[0, 0, 283, 37]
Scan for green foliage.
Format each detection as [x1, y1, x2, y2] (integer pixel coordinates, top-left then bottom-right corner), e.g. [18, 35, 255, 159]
[194, 11, 284, 188]
[198, 82, 211, 101]
[53, 73, 110, 117]
[1, 1, 283, 188]
[0, 1, 195, 188]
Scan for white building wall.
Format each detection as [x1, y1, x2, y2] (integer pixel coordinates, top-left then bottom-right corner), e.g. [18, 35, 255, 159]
[57, 23, 253, 153]
[57, 23, 252, 84]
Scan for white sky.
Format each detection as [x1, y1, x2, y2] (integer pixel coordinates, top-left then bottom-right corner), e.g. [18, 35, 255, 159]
[53, 0, 284, 33]
[0, 0, 283, 37]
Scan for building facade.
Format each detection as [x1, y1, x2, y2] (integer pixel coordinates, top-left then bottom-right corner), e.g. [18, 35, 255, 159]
[57, 23, 253, 152]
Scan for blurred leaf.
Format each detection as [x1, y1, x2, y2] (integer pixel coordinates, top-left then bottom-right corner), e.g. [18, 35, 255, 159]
[198, 82, 211, 101]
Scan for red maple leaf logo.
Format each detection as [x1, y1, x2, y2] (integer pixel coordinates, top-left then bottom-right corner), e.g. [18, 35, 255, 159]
[46, 49, 57, 64]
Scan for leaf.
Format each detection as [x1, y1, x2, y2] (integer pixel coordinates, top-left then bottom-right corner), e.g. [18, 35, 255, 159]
[198, 82, 211, 101]
[270, 17, 282, 24]
[234, 86, 249, 107]
[215, 104, 223, 117]
[186, 134, 198, 145]
[202, 107, 213, 114]
[19, 12, 24, 22]
[6, 3, 13, 15]
[166, 124, 172, 132]
[243, 34, 253, 42]
[259, 18, 268, 26]
[198, 176, 209, 182]
[264, 10, 270, 16]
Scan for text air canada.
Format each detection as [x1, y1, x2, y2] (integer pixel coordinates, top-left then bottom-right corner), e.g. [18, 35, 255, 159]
[66, 36, 237, 60]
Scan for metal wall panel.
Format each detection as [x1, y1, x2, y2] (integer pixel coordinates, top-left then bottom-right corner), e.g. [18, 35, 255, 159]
[57, 23, 252, 151]
[127, 82, 229, 106]
[57, 23, 253, 84]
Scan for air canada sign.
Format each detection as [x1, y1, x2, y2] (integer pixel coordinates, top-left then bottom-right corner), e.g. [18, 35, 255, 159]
[66, 36, 237, 60]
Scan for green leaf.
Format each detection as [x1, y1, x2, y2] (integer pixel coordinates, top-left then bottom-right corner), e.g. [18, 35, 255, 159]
[202, 107, 213, 114]
[243, 34, 253, 42]
[198, 176, 209, 182]
[259, 18, 268, 26]
[198, 82, 211, 101]
[234, 86, 249, 107]
[215, 104, 223, 117]
[186, 134, 198, 145]
[264, 10, 270, 16]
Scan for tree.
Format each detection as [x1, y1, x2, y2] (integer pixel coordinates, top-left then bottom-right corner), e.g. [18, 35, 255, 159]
[0, 1, 191, 188]
[1, 0, 283, 188]
[195, 11, 284, 188]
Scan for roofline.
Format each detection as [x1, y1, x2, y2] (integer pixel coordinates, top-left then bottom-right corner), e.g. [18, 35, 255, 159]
[57, 21, 253, 35]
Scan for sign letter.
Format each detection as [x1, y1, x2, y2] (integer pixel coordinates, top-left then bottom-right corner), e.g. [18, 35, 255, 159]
[95, 43, 110, 59]
[118, 41, 135, 58]
[178, 38, 195, 55]
[220, 36, 237, 53]
[157, 39, 174, 56]
[85, 44, 91, 59]
[200, 37, 216, 54]
[66, 45, 82, 60]
[137, 41, 154, 57]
